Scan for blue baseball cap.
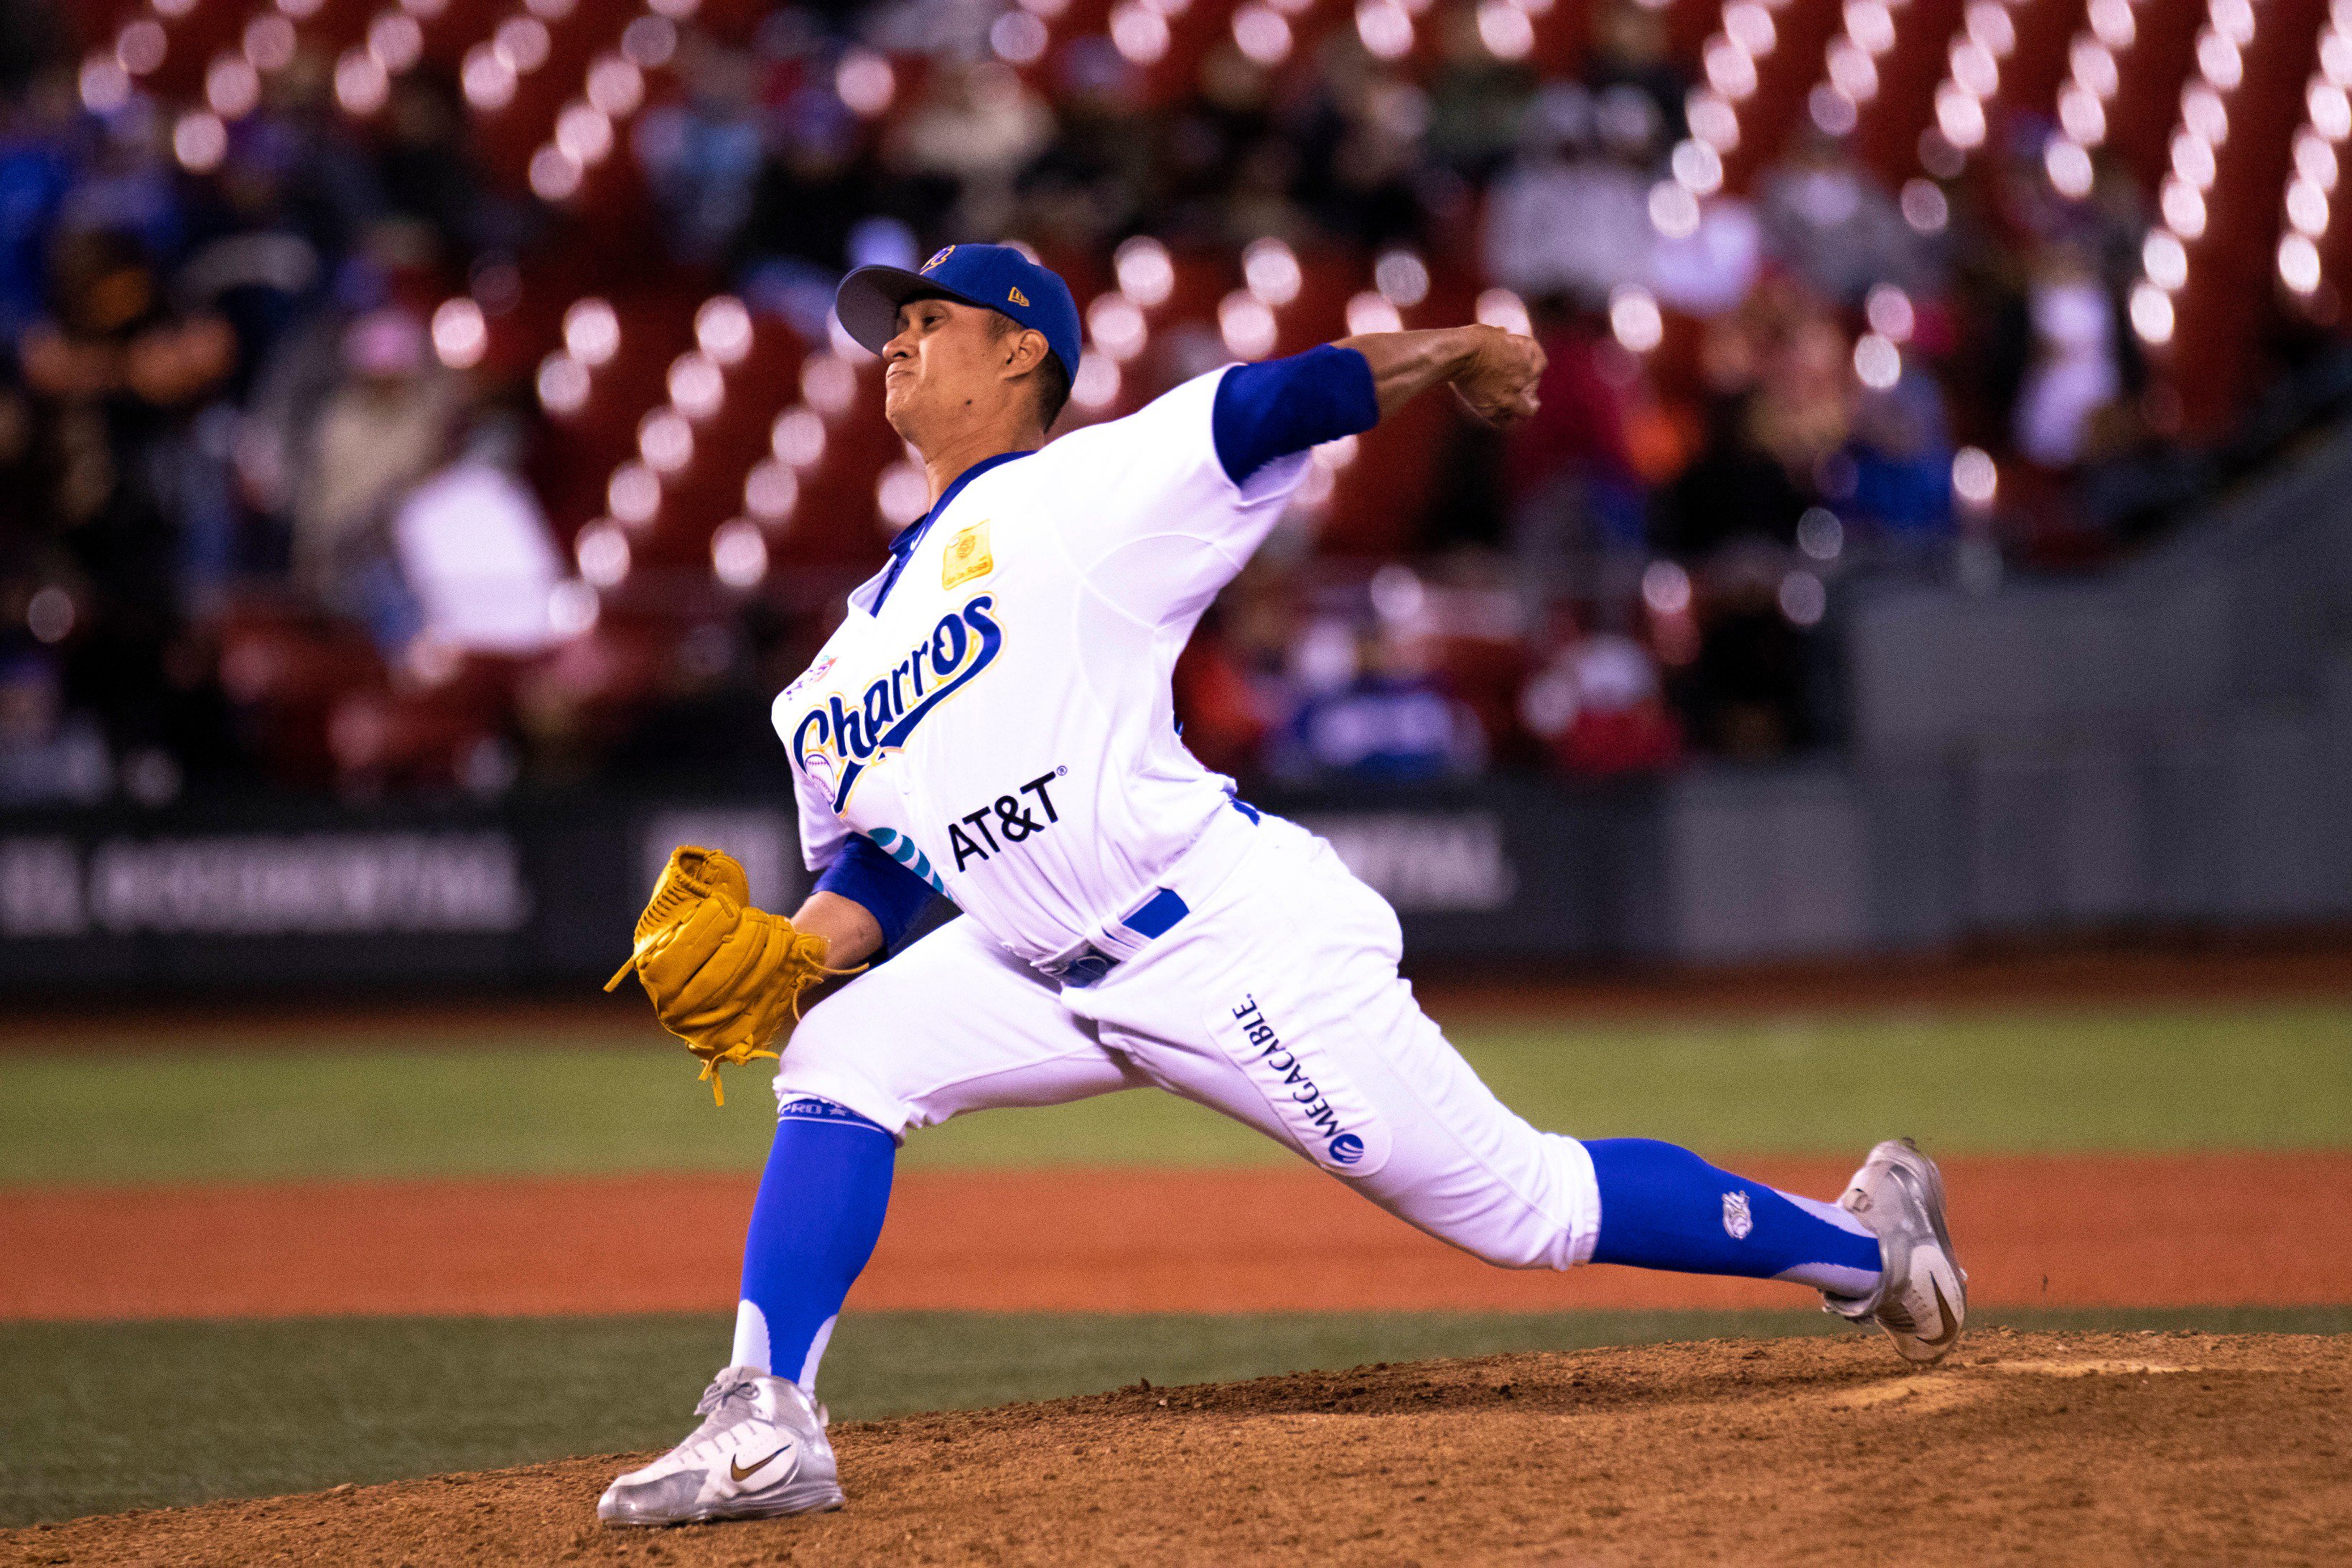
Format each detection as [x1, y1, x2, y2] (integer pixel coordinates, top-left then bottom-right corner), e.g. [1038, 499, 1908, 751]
[836, 243, 1082, 381]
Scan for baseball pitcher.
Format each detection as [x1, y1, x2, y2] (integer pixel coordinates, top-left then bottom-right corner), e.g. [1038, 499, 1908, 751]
[598, 244, 1966, 1526]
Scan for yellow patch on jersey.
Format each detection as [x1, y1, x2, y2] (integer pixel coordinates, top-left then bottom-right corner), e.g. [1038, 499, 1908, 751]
[942, 521, 994, 588]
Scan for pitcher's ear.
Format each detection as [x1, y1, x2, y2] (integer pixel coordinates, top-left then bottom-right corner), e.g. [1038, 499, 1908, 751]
[1004, 329, 1047, 374]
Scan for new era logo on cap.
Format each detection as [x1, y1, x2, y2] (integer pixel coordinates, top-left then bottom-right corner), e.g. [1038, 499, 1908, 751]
[1008, 286, 1029, 306]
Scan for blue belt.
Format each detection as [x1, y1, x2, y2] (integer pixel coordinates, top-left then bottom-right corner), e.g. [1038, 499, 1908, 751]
[1059, 886, 1190, 989]
[1056, 797, 1259, 989]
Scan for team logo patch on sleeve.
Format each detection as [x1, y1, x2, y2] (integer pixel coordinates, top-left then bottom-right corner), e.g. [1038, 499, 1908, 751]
[942, 521, 993, 588]
[781, 655, 836, 701]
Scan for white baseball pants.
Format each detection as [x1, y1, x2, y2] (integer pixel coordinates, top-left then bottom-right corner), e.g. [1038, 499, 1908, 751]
[772, 813, 1602, 1274]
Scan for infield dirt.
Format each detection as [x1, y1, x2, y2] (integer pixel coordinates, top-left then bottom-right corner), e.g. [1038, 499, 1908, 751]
[9, 1153, 2349, 1320]
[9, 1330, 2345, 1567]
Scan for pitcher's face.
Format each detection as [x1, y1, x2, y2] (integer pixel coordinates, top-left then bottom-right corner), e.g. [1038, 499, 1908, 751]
[880, 297, 1020, 449]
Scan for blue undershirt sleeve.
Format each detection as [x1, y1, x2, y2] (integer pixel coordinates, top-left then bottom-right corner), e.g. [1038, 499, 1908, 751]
[811, 834, 938, 950]
[1210, 344, 1381, 485]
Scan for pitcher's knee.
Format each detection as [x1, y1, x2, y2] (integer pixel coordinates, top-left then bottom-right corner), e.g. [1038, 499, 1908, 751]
[1419, 1133, 1602, 1273]
[787, 983, 862, 1057]
[1451, 1212, 1584, 1272]
[769, 990, 905, 1134]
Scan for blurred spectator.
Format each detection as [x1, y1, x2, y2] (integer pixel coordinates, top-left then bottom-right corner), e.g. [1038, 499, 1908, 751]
[636, 32, 769, 266]
[17, 224, 235, 775]
[2011, 248, 2123, 470]
[1653, 401, 1806, 557]
[1747, 301, 1855, 492]
[1424, 8, 1534, 179]
[392, 432, 564, 658]
[57, 108, 184, 269]
[1842, 371, 1955, 541]
[740, 86, 870, 273]
[1503, 297, 1645, 583]
[1585, 1, 1689, 146]
[887, 62, 1053, 240]
[0, 649, 108, 805]
[375, 72, 503, 263]
[0, 70, 75, 338]
[2081, 153, 2152, 298]
[1221, 137, 1315, 249]
[290, 309, 462, 649]
[1518, 631, 1681, 778]
[175, 176, 325, 402]
[1482, 85, 1649, 304]
[1295, 49, 1431, 249]
[1014, 84, 1149, 256]
[1651, 198, 1763, 319]
[1755, 131, 1933, 305]
[1592, 83, 1663, 166]
[1680, 546, 1812, 757]
[1277, 620, 1485, 784]
[1654, 284, 1842, 557]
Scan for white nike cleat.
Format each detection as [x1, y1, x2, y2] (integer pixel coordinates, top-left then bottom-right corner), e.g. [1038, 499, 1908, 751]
[597, 1366, 844, 1527]
[1821, 1138, 1969, 1364]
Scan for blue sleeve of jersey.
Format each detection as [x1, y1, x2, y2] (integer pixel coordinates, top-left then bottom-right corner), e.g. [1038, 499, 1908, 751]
[812, 834, 937, 949]
[1210, 345, 1381, 485]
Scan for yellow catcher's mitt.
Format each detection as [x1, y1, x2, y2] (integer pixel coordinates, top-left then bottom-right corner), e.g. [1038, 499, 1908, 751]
[605, 846, 859, 1104]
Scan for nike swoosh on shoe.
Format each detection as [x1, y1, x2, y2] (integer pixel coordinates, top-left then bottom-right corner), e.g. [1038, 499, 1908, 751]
[731, 1445, 792, 1483]
[1919, 1277, 1961, 1349]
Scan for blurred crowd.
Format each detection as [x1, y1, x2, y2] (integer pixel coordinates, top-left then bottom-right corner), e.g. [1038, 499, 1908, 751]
[0, 0, 2341, 808]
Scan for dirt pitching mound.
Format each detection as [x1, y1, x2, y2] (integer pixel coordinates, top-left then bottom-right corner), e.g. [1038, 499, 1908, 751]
[10, 1331, 2347, 1567]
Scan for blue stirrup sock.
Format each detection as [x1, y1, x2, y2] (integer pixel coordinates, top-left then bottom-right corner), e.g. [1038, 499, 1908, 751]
[731, 1096, 896, 1392]
[1586, 1137, 1882, 1297]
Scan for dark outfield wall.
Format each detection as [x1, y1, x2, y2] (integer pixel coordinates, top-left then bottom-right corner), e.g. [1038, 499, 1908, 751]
[4, 747, 2349, 995]
[0, 782, 1663, 994]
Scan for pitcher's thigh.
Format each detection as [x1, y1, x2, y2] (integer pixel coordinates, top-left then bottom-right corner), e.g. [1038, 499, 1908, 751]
[1096, 834, 1600, 1271]
[774, 916, 1140, 1136]
[1137, 963, 1599, 1271]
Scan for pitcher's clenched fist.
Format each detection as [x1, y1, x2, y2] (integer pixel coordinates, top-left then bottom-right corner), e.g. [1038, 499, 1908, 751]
[1450, 325, 1546, 428]
[1338, 322, 1545, 430]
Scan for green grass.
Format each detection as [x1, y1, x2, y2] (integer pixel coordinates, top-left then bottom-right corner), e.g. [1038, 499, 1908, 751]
[3, 1306, 2346, 1528]
[1, 1004, 2338, 1529]
[1, 1002, 2346, 1186]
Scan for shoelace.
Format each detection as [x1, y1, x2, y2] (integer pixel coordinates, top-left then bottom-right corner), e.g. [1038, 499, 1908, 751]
[694, 1368, 761, 1419]
[666, 1372, 767, 1466]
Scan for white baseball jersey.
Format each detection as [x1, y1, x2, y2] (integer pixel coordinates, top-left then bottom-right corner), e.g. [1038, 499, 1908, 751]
[772, 367, 1307, 968]
[753, 360, 1606, 1393]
